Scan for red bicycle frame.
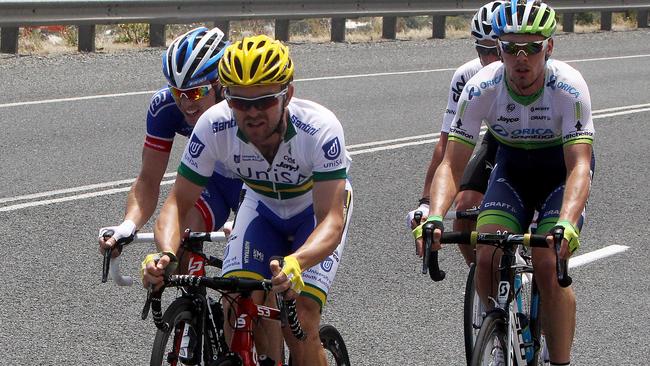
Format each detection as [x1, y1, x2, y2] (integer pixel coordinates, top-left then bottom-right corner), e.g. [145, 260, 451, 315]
[230, 295, 283, 366]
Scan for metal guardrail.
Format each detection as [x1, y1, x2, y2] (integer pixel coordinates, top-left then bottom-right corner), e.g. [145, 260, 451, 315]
[1, 0, 649, 53]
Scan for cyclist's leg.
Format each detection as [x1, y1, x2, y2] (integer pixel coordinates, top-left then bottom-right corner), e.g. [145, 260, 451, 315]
[286, 183, 353, 366]
[531, 185, 586, 364]
[475, 164, 532, 307]
[455, 131, 497, 266]
[453, 190, 483, 265]
[220, 194, 285, 362]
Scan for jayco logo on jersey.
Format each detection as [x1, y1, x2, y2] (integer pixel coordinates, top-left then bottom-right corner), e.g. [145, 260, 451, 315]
[189, 135, 205, 158]
[320, 257, 334, 272]
[507, 104, 516, 113]
[322, 137, 341, 160]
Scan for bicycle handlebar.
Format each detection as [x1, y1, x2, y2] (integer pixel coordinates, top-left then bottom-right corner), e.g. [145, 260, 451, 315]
[424, 230, 572, 288]
[100, 230, 227, 286]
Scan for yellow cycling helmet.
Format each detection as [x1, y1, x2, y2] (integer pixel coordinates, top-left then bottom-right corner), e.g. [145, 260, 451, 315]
[218, 35, 294, 87]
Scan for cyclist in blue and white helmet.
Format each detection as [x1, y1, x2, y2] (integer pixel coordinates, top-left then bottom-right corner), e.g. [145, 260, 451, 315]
[163, 27, 229, 89]
[99, 26, 242, 306]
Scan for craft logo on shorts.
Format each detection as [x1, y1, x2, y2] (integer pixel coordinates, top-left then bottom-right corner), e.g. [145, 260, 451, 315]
[320, 257, 334, 272]
[322, 137, 341, 160]
[189, 134, 205, 158]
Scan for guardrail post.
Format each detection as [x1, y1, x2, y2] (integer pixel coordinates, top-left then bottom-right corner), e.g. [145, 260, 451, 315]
[1, 27, 19, 54]
[432, 15, 446, 39]
[150, 23, 166, 47]
[275, 19, 290, 41]
[601, 11, 612, 31]
[382, 16, 397, 39]
[638, 10, 649, 28]
[78, 25, 96, 52]
[331, 18, 346, 42]
[214, 20, 230, 40]
[562, 13, 575, 33]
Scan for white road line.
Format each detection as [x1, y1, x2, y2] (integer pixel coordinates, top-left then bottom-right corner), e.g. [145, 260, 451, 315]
[0, 104, 648, 212]
[592, 107, 650, 119]
[0, 180, 176, 212]
[0, 172, 176, 204]
[569, 245, 629, 268]
[1, 54, 649, 109]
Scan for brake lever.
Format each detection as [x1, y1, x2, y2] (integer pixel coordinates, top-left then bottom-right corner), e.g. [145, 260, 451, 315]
[552, 227, 573, 287]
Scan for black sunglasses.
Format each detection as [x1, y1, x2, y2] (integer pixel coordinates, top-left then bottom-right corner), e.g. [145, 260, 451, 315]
[475, 43, 499, 56]
[224, 88, 288, 111]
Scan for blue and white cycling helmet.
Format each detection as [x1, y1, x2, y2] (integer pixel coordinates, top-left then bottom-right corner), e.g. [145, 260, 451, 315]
[492, 0, 557, 38]
[471, 1, 506, 41]
[162, 27, 229, 89]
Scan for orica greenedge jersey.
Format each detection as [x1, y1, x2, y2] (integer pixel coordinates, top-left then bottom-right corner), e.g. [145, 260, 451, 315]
[448, 59, 594, 150]
[441, 58, 484, 133]
[178, 97, 351, 218]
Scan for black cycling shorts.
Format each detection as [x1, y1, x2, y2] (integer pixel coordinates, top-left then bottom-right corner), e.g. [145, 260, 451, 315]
[459, 131, 498, 194]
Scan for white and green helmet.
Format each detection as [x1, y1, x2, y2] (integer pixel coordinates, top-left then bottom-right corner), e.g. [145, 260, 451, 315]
[492, 0, 557, 38]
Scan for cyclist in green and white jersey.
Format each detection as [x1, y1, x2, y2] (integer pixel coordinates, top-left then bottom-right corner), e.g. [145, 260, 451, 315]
[143, 35, 353, 366]
[408, 1, 504, 266]
[415, 1, 594, 364]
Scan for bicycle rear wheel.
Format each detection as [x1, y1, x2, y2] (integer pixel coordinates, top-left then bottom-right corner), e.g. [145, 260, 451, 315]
[150, 297, 202, 366]
[470, 311, 508, 366]
[463, 262, 482, 366]
[319, 324, 350, 366]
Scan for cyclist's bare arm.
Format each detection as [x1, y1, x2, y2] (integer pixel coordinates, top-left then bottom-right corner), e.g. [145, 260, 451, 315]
[421, 132, 449, 199]
[99, 147, 171, 254]
[556, 143, 593, 257]
[154, 175, 204, 255]
[290, 179, 346, 271]
[429, 141, 474, 219]
[416, 140, 473, 255]
[126, 147, 172, 228]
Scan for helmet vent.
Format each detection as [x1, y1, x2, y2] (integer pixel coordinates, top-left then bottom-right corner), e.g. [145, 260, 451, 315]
[234, 57, 243, 80]
[250, 55, 262, 79]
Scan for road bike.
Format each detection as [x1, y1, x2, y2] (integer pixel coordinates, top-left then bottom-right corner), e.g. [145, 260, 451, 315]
[423, 228, 571, 366]
[101, 229, 350, 366]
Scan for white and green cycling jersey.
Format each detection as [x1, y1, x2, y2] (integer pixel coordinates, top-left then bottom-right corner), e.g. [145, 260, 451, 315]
[448, 59, 594, 150]
[178, 97, 351, 218]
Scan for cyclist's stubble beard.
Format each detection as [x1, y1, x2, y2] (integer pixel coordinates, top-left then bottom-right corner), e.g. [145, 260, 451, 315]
[506, 56, 547, 96]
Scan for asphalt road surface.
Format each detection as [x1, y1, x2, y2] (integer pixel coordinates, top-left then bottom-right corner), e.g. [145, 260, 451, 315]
[1, 29, 649, 365]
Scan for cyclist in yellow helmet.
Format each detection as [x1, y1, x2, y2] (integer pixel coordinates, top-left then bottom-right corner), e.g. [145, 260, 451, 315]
[144, 35, 353, 366]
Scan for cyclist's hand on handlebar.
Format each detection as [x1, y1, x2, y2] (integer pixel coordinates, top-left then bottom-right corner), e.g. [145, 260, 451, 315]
[98, 220, 136, 257]
[270, 256, 303, 300]
[548, 221, 580, 260]
[406, 203, 429, 229]
[141, 251, 176, 291]
[413, 216, 443, 257]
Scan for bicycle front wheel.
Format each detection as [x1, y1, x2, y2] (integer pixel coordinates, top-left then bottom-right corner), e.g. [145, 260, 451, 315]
[463, 262, 481, 366]
[150, 297, 202, 366]
[470, 312, 508, 366]
[320, 324, 350, 366]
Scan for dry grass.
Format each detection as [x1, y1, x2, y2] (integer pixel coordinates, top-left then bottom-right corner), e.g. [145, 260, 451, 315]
[12, 13, 641, 55]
